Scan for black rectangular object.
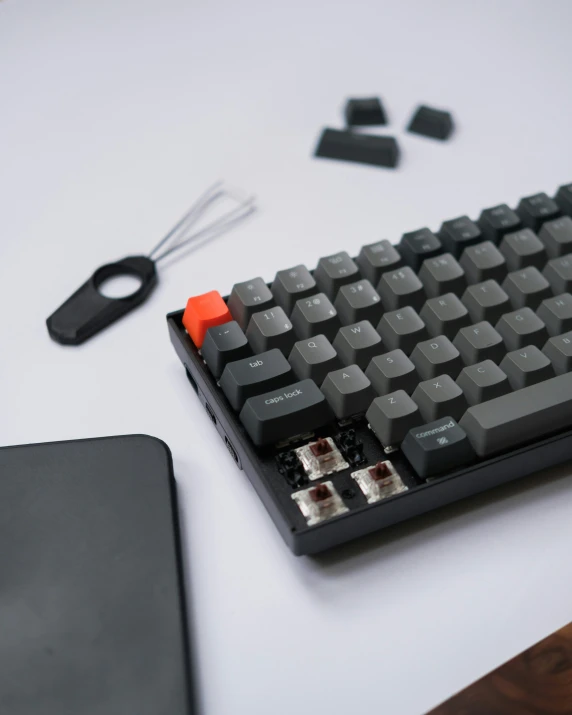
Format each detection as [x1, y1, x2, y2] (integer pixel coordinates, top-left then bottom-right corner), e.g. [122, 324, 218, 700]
[314, 128, 399, 168]
[0, 435, 193, 715]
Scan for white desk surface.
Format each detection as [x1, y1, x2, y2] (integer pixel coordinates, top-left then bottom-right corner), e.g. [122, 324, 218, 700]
[2, 1, 572, 713]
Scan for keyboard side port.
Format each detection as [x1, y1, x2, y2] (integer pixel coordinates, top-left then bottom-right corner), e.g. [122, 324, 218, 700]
[204, 402, 217, 425]
[224, 436, 240, 466]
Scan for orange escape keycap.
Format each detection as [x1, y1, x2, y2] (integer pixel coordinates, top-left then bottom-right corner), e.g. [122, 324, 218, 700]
[182, 291, 232, 347]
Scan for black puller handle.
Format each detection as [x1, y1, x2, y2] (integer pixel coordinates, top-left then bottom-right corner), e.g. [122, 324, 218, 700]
[46, 255, 158, 346]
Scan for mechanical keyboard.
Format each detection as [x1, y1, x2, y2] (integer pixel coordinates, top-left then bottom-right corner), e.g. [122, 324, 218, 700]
[168, 183, 572, 554]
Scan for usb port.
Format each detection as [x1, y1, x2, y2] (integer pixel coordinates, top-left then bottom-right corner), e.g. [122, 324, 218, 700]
[204, 402, 217, 425]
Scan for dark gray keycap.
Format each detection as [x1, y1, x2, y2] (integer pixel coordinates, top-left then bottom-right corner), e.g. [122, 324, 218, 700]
[543, 332, 572, 374]
[420, 293, 471, 339]
[538, 216, 572, 258]
[227, 277, 275, 330]
[333, 320, 384, 369]
[502, 266, 552, 309]
[246, 307, 296, 356]
[334, 279, 383, 325]
[314, 251, 360, 298]
[453, 321, 505, 365]
[496, 307, 549, 350]
[461, 279, 511, 324]
[516, 192, 561, 232]
[500, 345, 555, 389]
[220, 348, 293, 410]
[456, 360, 511, 405]
[459, 372, 572, 457]
[366, 391, 422, 446]
[412, 374, 468, 421]
[365, 349, 418, 395]
[537, 293, 572, 336]
[402, 417, 476, 479]
[290, 293, 341, 341]
[377, 266, 426, 311]
[418, 253, 466, 298]
[555, 183, 572, 217]
[478, 204, 522, 244]
[499, 228, 547, 271]
[543, 255, 572, 294]
[288, 335, 342, 384]
[410, 335, 463, 380]
[460, 241, 507, 284]
[271, 265, 317, 314]
[438, 216, 482, 258]
[321, 364, 376, 418]
[201, 320, 253, 378]
[239, 379, 334, 446]
[356, 239, 403, 284]
[399, 228, 442, 271]
[377, 306, 428, 354]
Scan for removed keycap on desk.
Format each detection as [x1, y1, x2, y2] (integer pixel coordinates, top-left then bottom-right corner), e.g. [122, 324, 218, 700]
[315, 128, 400, 169]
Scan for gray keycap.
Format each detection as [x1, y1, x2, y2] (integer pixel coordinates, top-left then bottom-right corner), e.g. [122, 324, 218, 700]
[516, 192, 561, 232]
[321, 364, 375, 418]
[420, 293, 471, 339]
[202, 321, 253, 378]
[410, 335, 463, 380]
[538, 216, 572, 258]
[365, 349, 418, 395]
[496, 307, 549, 351]
[290, 293, 341, 341]
[456, 360, 511, 405]
[453, 321, 505, 365]
[366, 391, 422, 446]
[502, 266, 552, 309]
[459, 372, 572, 457]
[377, 266, 426, 311]
[537, 293, 572, 336]
[220, 348, 294, 410]
[460, 241, 507, 284]
[543, 332, 572, 374]
[418, 253, 466, 298]
[402, 417, 476, 479]
[356, 239, 403, 285]
[334, 279, 383, 326]
[377, 306, 428, 354]
[543, 255, 572, 294]
[333, 320, 384, 369]
[288, 335, 342, 384]
[271, 265, 317, 314]
[246, 307, 296, 355]
[412, 374, 468, 422]
[227, 277, 275, 330]
[478, 204, 522, 244]
[439, 216, 483, 258]
[461, 280, 511, 324]
[500, 345, 555, 389]
[314, 251, 360, 298]
[498, 228, 547, 271]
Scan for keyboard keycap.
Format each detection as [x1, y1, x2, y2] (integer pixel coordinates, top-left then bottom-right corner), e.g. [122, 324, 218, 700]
[438, 216, 483, 258]
[365, 349, 418, 395]
[290, 293, 341, 341]
[314, 128, 399, 168]
[239, 379, 334, 446]
[461, 280, 511, 325]
[500, 346, 555, 390]
[227, 278, 275, 330]
[538, 216, 572, 258]
[399, 228, 442, 271]
[537, 294, 572, 336]
[516, 192, 560, 231]
[271, 265, 317, 314]
[418, 253, 466, 298]
[314, 251, 360, 299]
[460, 241, 507, 284]
[182, 290, 232, 347]
[459, 372, 572, 457]
[420, 293, 471, 339]
[245, 307, 296, 356]
[288, 335, 341, 384]
[334, 279, 383, 325]
[366, 391, 422, 446]
[499, 228, 547, 271]
[201, 321, 252, 378]
[496, 307, 548, 350]
[321, 364, 376, 418]
[453, 321, 505, 365]
[410, 335, 463, 380]
[543, 332, 572, 374]
[456, 360, 511, 405]
[543, 255, 572, 294]
[555, 183, 572, 217]
[377, 306, 428, 354]
[220, 348, 294, 410]
[478, 204, 522, 244]
[402, 417, 476, 479]
[502, 266, 552, 309]
[412, 374, 468, 421]
[377, 266, 426, 311]
[333, 321, 384, 369]
[356, 240, 403, 286]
